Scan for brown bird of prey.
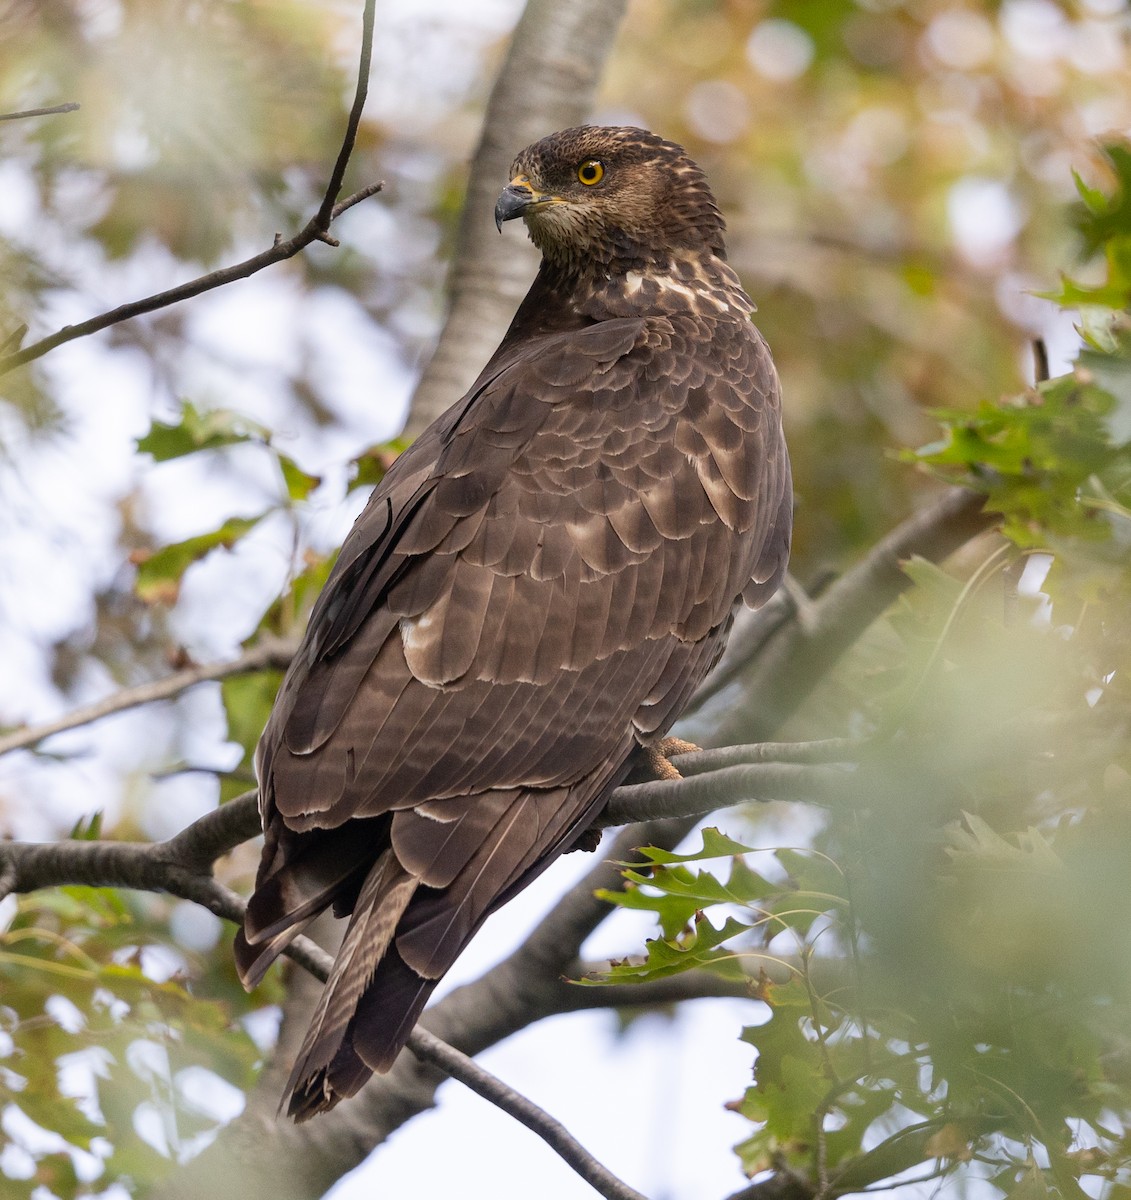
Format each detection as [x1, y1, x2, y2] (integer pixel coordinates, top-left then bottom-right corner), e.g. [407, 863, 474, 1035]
[235, 125, 792, 1120]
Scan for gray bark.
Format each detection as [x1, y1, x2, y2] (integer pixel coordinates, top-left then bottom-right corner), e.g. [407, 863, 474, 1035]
[402, 0, 629, 437]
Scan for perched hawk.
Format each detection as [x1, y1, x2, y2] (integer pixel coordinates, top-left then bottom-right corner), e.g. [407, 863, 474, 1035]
[235, 126, 792, 1119]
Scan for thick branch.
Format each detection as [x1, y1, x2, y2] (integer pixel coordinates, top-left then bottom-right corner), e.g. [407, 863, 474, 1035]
[0, 0, 379, 376]
[0, 751, 850, 900]
[403, 0, 629, 436]
[0, 638, 297, 757]
[601, 763, 850, 827]
[713, 486, 995, 746]
[0, 797, 256, 905]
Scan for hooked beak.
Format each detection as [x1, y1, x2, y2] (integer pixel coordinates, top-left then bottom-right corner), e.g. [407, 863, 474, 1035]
[494, 175, 543, 231]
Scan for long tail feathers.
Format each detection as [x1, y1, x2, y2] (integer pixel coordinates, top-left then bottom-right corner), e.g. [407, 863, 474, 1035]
[283, 852, 418, 1119]
[236, 819, 380, 988]
[255, 783, 614, 1121]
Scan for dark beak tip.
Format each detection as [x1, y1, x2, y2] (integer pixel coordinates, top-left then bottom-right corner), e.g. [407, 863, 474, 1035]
[494, 183, 535, 231]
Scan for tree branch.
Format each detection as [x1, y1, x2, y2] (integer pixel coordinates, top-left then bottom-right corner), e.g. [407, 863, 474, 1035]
[235, 887, 657, 1200]
[163, 790, 260, 870]
[0, 636, 298, 757]
[0, 801, 256, 906]
[314, 0, 376, 231]
[403, 0, 630, 436]
[0, 750, 852, 900]
[601, 763, 850, 828]
[0, 103, 80, 122]
[0, 0, 379, 376]
[713, 486, 995, 746]
[408, 1027, 650, 1200]
[673, 739, 861, 770]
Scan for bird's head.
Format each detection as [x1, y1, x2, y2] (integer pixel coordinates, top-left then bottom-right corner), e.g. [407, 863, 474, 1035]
[495, 126, 727, 272]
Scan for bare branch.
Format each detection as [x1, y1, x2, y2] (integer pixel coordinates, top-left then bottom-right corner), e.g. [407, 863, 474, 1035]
[712, 486, 995, 746]
[314, 0, 376, 229]
[230, 883, 656, 1200]
[408, 1027, 650, 1200]
[0, 831, 236, 915]
[602, 763, 850, 828]
[331, 182, 385, 221]
[0, 0, 379, 377]
[163, 790, 260, 870]
[404, 0, 630, 436]
[0, 637, 298, 757]
[0, 753, 849, 901]
[0, 103, 80, 122]
[671, 739, 862, 771]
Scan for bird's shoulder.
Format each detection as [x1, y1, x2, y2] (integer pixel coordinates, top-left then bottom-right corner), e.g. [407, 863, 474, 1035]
[262, 299, 787, 771]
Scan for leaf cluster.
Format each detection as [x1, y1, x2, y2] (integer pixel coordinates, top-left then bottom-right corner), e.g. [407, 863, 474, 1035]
[1, 885, 266, 1199]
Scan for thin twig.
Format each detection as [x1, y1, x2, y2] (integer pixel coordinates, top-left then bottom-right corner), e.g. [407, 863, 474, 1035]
[0, 0, 378, 377]
[0, 179, 383, 374]
[407, 1026, 651, 1200]
[0, 103, 80, 122]
[331, 182, 384, 220]
[0, 636, 297, 756]
[315, 0, 376, 229]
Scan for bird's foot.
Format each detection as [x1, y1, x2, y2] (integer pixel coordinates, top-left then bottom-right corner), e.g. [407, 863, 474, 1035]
[640, 736, 701, 781]
[567, 826, 604, 854]
[569, 738, 703, 852]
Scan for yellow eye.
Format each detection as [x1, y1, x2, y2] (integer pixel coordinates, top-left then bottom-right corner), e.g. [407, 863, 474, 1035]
[577, 159, 605, 186]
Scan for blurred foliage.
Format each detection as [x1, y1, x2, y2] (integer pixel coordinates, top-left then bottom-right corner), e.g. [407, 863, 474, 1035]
[594, 147, 1131, 1196]
[597, 505, 1131, 1194]
[1, 885, 269, 1196]
[605, 0, 1127, 568]
[1, 0, 1130, 1197]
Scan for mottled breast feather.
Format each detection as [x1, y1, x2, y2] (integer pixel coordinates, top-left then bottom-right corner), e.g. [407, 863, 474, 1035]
[236, 125, 792, 1121]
